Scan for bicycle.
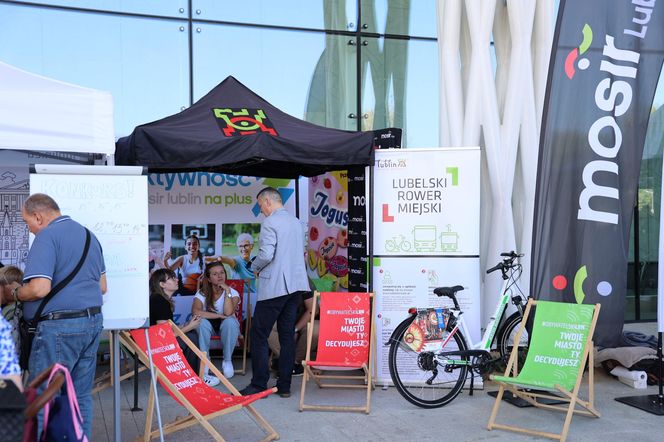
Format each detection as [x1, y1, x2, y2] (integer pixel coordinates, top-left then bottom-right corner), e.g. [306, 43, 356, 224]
[387, 251, 529, 408]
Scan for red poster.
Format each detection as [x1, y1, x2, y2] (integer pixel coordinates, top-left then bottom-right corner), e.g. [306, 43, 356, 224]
[316, 293, 370, 366]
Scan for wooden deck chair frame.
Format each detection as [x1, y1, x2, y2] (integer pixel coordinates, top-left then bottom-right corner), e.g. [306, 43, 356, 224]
[119, 321, 278, 442]
[299, 291, 376, 414]
[209, 279, 251, 375]
[92, 332, 148, 394]
[487, 299, 601, 442]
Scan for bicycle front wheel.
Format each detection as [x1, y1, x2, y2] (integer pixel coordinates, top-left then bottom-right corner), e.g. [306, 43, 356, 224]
[497, 312, 529, 372]
[388, 317, 469, 408]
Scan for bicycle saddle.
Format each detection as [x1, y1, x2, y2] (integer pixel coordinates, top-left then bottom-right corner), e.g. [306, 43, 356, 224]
[433, 285, 464, 298]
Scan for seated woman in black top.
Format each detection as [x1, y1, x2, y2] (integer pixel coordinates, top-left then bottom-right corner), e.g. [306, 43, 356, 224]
[149, 268, 201, 372]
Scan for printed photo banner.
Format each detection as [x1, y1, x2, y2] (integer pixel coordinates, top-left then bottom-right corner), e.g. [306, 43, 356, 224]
[372, 148, 480, 256]
[149, 174, 296, 316]
[306, 171, 349, 291]
[148, 174, 295, 225]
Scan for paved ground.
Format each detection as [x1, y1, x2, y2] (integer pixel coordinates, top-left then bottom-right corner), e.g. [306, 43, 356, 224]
[91, 353, 664, 441]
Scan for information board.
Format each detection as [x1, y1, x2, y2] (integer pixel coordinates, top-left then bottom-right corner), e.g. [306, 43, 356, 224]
[30, 164, 149, 330]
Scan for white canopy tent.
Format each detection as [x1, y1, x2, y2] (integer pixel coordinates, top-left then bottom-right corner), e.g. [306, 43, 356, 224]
[0, 61, 114, 155]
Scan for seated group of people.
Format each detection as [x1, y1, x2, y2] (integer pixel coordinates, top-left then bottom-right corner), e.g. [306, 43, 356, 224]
[156, 234, 318, 385]
[149, 263, 240, 386]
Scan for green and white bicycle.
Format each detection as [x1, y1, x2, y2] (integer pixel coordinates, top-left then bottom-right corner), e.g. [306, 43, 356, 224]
[387, 251, 529, 408]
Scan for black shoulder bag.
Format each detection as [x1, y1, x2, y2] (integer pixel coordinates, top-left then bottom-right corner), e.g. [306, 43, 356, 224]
[18, 229, 92, 370]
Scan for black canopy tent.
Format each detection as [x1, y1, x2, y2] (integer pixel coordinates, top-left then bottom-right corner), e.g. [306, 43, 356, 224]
[115, 76, 375, 178]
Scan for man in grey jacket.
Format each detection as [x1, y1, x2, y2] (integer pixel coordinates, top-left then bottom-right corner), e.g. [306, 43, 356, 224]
[240, 187, 309, 397]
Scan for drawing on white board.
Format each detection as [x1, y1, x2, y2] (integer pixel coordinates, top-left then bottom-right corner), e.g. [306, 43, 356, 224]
[0, 170, 29, 268]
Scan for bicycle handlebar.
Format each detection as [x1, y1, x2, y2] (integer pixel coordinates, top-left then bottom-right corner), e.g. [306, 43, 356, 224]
[486, 251, 524, 275]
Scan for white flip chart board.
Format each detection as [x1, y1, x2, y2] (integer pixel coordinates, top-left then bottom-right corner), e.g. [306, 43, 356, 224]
[29, 164, 149, 330]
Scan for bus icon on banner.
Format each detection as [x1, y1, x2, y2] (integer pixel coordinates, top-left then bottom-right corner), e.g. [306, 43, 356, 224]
[413, 225, 437, 252]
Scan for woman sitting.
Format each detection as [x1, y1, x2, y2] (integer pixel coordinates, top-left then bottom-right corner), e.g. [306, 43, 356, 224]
[192, 262, 241, 385]
[149, 269, 201, 372]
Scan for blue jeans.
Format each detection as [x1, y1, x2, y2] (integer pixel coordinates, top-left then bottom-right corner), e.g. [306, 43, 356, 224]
[249, 291, 303, 392]
[197, 317, 240, 370]
[29, 313, 103, 439]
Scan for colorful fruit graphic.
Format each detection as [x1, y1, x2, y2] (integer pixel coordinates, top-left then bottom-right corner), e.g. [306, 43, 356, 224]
[306, 248, 318, 270]
[323, 178, 332, 189]
[326, 255, 348, 277]
[339, 274, 348, 289]
[336, 190, 346, 205]
[309, 226, 319, 242]
[317, 257, 327, 277]
[404, 323, 424, 352]
[336, 229, 348, 248]
[318, 237, 338, 260]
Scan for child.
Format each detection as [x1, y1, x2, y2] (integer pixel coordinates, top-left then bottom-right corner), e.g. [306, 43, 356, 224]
[0, 266, 24, 349]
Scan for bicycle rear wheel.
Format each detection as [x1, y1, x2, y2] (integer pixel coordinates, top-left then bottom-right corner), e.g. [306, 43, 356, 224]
[388, 317, 469, 408]
[497, 312, 529, 372]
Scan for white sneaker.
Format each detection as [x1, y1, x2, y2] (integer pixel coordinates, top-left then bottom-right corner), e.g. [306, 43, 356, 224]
[222, 361, 235, 379]
[204, 375, 220, 387]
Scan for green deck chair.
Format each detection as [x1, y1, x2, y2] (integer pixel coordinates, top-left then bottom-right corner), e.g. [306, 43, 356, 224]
[487, 299, 601, 442]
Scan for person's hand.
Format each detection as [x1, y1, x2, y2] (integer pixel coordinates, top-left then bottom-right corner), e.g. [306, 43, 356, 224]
[188, 314, 202, 328]
[164, 250, 172, 261]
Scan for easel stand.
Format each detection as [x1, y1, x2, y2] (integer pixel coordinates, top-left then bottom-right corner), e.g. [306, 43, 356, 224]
[112, 330, 121, 442]
[615, 332, 664, 416]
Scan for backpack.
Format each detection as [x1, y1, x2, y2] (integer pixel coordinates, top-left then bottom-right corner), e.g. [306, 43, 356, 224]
[42, 364, 87, 442]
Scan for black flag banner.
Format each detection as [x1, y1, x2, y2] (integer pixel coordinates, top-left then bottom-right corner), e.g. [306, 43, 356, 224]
[532, 0, 664, 346]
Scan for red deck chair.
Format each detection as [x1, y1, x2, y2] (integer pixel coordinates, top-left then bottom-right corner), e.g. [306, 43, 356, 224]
[121, 322, 277, 441]
[209, 279, 251, 374]
[299, 291, 376, 414]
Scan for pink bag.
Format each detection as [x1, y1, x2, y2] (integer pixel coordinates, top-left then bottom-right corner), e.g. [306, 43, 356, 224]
[41, 363, 88, 442]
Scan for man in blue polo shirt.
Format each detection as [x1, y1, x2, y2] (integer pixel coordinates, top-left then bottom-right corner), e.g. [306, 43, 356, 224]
[10, 193, 106, 438]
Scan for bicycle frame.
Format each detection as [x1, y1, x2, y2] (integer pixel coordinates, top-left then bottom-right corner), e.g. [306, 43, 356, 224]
[446, 281, 519, 353]
[438, 267, 526, 362]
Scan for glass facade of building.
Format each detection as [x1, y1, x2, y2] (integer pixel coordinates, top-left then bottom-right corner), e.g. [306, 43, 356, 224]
[0, 0, 439, 144]
[0, 0, 660, 322]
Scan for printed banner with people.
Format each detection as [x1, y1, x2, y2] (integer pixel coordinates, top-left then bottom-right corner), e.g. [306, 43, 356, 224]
[148, 173, 296, 321]
[531, 0, 664, 346]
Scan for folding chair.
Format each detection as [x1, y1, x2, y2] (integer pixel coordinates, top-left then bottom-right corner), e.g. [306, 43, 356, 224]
[209, 279, 251, 374]
[299, 291, 375, 414]
[487, 299, 601, 441]
[120, 321, 278, 442]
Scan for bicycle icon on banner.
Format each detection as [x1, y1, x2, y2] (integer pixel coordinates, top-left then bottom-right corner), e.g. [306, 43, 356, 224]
[385, 234, 412, 253]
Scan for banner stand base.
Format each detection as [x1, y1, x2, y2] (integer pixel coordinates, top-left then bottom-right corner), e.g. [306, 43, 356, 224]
[487, 390, 566, 408]
[615, 394, 664, 416]
[616, 332, 664, 416]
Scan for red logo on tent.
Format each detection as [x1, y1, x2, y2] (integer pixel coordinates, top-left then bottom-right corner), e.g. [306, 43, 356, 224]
[212, 108, 278, 137]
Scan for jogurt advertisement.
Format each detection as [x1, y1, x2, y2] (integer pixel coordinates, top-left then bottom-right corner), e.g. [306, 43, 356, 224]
[306, 171, 349, 291]
[372, 148, 480, 256]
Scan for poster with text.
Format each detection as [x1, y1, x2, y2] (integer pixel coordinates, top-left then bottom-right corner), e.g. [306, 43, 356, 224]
[372, 148, 480, 256]
[373, 256, 480, 384]
[307, 171, 349, 291]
